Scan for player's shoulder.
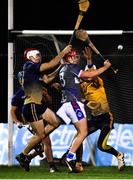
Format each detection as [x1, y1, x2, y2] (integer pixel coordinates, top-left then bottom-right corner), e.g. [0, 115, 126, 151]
[23, 60, 35, 68]
[15, 87, 24, 96]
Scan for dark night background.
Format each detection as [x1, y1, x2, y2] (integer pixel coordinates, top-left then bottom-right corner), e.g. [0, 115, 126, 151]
[0, 0, 133, 123]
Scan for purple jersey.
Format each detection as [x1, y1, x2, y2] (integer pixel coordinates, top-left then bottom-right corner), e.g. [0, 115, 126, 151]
[59, 64, 82, 103]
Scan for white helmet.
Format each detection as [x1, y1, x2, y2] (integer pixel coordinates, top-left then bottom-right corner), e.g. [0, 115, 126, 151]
[24, 48, 40, 60]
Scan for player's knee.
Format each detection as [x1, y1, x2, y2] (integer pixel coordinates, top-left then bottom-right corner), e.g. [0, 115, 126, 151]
[52, 119, 60, 128]
[97, 140, 108, 151]
[102, 125, 110, 132]
[83, 130, 88, 138]
[79, 129, 88, 139]
[53, 116, 62, 128]
[38, 133, 46, 140]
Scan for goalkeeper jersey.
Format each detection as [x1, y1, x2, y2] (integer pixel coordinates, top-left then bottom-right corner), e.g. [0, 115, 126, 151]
[80, 69, 110, 116]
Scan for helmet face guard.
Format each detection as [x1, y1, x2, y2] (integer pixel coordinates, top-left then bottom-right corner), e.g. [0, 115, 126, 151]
[65, 49, 80, 63]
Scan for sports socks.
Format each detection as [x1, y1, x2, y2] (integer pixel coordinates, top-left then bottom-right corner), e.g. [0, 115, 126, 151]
[66, 151, 75, 162]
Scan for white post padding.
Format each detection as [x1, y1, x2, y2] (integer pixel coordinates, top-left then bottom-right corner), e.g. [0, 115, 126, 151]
[8, 0, 14, 166]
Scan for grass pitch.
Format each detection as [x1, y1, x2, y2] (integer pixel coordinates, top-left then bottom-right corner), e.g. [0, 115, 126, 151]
[0, 164, 133, 179]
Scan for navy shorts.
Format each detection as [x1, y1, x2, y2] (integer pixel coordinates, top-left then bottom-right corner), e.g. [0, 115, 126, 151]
[87, 112, 114, 135]
[22, 103, 47, 122]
